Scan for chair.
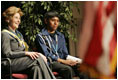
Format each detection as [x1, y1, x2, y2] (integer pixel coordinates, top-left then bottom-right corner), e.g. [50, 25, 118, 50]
[1, 58, 60, 79]
[1, 58, 28, 79]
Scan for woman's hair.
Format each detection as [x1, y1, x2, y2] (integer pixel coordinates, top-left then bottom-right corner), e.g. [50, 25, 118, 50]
[2, 6, 23, 22]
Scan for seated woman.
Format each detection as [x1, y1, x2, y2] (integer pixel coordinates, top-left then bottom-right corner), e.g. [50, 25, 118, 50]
[1, 6, 55, 79]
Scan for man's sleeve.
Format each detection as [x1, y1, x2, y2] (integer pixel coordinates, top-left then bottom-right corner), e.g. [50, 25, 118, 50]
[61, 35, 69, 59]
[35, 34, 58, 61]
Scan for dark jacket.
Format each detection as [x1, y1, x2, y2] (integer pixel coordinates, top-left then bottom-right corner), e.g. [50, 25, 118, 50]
[35, 28, 69, 61]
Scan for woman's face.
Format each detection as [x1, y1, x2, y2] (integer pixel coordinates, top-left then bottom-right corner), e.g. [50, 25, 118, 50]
[9, 13, 21, 30]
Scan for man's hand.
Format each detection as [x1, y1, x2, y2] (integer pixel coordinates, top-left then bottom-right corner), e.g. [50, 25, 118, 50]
[57, 58, 78, 66]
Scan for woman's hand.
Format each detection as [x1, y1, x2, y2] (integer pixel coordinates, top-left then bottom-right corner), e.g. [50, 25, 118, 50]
[25, 52, 47, 63]
[25, 52, 40, 60]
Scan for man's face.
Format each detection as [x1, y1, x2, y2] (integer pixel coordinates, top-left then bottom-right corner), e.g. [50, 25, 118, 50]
[46, 17, 59, 31]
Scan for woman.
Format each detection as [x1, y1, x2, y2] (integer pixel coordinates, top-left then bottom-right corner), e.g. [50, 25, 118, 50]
[1, 6, 55, 79]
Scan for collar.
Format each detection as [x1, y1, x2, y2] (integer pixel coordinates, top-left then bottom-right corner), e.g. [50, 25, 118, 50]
[7, 27, 23, 39]
[7, 27, 17, 34]
[41, 28, 61, 36]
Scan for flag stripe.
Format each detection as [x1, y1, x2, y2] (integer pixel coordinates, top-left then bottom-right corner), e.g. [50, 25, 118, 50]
[84, 2, 103, 67]
[97, 1, 117, 75]
[106, 1, 116, 16]
[78, 2, 98, 59]
[110, 32, 117, 60]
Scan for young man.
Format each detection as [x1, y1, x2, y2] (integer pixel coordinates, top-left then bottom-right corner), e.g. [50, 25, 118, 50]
[35, 11, 81, 79]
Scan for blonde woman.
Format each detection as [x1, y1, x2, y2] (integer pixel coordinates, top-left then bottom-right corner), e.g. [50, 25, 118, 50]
[1, 6, 55, 79]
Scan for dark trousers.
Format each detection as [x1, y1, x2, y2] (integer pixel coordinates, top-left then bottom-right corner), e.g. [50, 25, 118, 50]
[51, 62, 75, 79]
[10, 56, 55, 79]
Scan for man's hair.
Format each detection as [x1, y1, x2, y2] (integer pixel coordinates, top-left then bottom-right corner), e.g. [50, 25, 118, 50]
[44, 11, 59, 19]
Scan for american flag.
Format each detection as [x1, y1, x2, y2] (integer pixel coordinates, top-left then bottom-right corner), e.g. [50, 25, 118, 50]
[78, 1, 117, 78]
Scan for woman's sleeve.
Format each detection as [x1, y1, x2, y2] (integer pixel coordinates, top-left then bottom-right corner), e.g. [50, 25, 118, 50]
[1, 32, 26, 58]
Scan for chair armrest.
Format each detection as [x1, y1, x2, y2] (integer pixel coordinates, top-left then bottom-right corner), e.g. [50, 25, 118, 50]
[1, 58, 12, 78]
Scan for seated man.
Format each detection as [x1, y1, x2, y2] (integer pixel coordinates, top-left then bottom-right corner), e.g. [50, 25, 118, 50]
[35, 11, 82, 79]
